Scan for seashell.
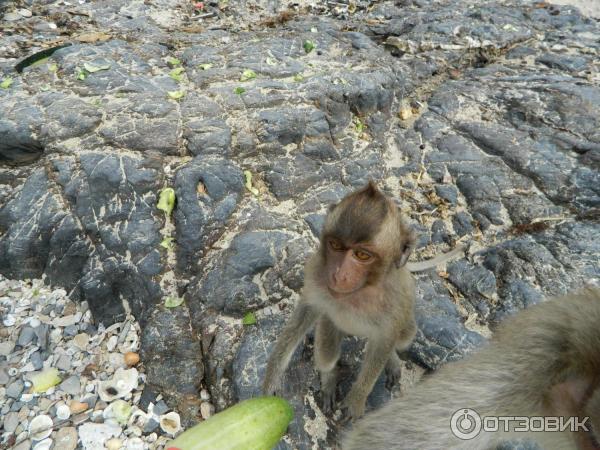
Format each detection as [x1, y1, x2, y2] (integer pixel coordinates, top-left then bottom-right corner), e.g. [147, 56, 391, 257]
[56, 403, 71, 420]
[99, 368, 138, 402]
[29, 414, 53, 441]
[103, 400, 132, 425]
[159, 411, 181, 435]
[105, 437, 123, 450]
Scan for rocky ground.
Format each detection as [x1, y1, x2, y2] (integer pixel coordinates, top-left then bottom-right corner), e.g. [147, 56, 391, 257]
[0, 0, 599, 449]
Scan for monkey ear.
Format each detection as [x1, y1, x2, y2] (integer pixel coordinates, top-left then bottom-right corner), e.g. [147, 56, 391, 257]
[395, 228, 416, 268]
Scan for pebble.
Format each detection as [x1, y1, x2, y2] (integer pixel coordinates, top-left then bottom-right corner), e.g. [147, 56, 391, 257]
[55, 354, 72, 371]
[106, 437, 123, 450]
[73, 333, 89, 350]
[69, 400, 89, 415]
[124, 352, 139, 367]
[3, 12, 23, 21]
[3, 411, 19, 433]
[30, 351, 44, 370]
[0, 277, 156, 448]
[0, 367, 9, 385]
[55, 427, 78, 450]
[18, 327, 36, 346]
[3, 314, 16, 326]
[6, 379, 24, 399]
[153, 400, 169, 416]
[0, 341, 15, 355]
[59, 376, 81, 396]
[200, 402, 215, 419]
[17, 8, 33, 18]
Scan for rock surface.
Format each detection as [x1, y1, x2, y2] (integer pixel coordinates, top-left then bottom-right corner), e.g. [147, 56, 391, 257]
[1, 0, 599, 448]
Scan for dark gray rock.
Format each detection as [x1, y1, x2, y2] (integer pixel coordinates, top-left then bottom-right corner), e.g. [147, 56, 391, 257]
[17, 326, 36, 347]
[6, 379, 24, 399]
[173, 157, 244, 274]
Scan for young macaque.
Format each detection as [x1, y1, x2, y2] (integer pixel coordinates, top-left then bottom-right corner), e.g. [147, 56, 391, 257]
[263, 181, 422, 420]
[344, 288, 600, 450]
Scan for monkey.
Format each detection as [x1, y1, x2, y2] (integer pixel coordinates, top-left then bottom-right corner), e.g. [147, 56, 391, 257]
[343, 288, 600, 450]
[263, 181, 423, 420]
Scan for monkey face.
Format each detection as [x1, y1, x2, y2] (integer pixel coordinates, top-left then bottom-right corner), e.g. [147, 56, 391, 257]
[324, 238, 379, 295]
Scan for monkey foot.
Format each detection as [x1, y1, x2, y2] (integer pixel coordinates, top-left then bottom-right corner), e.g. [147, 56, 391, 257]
[320, 390, 336, 414]
[384, 365, 401, 390]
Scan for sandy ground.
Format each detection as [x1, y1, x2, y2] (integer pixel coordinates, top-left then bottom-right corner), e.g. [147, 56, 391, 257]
[549, 0, 600, 19]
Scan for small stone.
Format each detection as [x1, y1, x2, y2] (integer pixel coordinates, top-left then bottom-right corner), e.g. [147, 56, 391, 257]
[55, 355, 71, 372]
[0, 341, 14, 356]
[6, 379, 24, 399]
[125, 437, 144, 450]
[11, 401, 23, 412]
[17, 327, 36, 347]
[59, 376, 81, 396]
[69, 401, 88, 415]
[82, 394, 98, 409]
[124, 352, 139, 367]
[200, 389, 210, 401]
[2, 314, 16, 327]
[106, 336, 118, 352]
[153, 400, 169, 416]
[29, 317, 41, 328]
[63, 325, 79, 337]
[73, 333, 89, 350]
[0, 367, 9, 385]
[200, 402, 214, 419]
[35, 325, 50, 351]
[106, 437, 123, 450]
[13, 439, 31, 450]
[3, 411, 19, 433]
[30, 351, 44, 370]
[143, 418, 159, 433]
[78, 422, 121, 450]
[17, 8, 32, 18]
[55, 427, 77, 450]
[3, 12, 22, 21]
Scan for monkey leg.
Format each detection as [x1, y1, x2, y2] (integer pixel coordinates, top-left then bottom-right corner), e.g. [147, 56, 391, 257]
[315, 316, 345, 413]
[344, 338, 397, 420]
[385, 352, 402, 390]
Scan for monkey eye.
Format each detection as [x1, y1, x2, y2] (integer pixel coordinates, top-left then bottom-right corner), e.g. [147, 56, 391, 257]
[329, 239, 344, 251]
[353, 250, 372, 261]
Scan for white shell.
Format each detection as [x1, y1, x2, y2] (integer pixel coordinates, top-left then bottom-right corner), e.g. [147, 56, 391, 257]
[29, 415, 53, 441]
[33, 438, 53, 450]
[105, 438, 123, 450]
[125, 437, 144, 450]
[159, 411, 181, 436]
[99, 368, 138, 402]
[56, 403, 71, 420]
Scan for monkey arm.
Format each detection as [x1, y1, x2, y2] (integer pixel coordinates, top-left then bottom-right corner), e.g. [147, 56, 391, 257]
[344, 337, 398, 420]
[262, 302, 320, 395]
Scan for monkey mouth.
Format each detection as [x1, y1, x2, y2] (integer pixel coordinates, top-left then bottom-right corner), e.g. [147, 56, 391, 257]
[327, 285, 359, 298]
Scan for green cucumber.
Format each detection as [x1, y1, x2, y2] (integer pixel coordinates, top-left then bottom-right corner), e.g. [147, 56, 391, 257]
[166, 396, 294, 450]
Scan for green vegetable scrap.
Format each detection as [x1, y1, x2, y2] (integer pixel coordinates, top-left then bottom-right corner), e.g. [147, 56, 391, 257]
[157, 188, 176, 216]
[303, 40, 315, 54]
[170, 67, 186, 82]
[166, 396, 294, 450]
[30, 368, 61, 393]
[234, 86, 246, 95]
[165, 296, 184, 308]
[240, 69, 257, 82]
[0, 77, 13, 89]
[243, 170, 260, 196]
[167, 57, 181, 67]
[167, 90, 185, 100]
[83, 62, 110, 73]
[242, 312, 257, 326]
[160, 237, 175, 250]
